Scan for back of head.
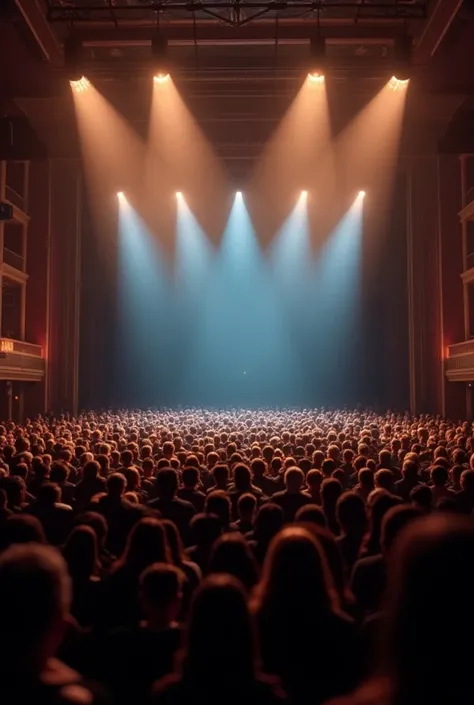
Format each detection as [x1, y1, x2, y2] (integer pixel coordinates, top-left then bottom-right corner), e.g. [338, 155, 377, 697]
[384, 514, 474, 699]
[140, 562, 184, 616]
[358, 467, 374, 488]
[107, 472, 127, 497]
[120, 517, 171, 574]
[184, 574, 256, 683]
[430, 464, 448, 486]
[336, 491, 367, 533]
[38, 481, 61, 505]
[381, 504, 422, 555]
[254, 503, 284, 540]
[74, 511, 108, 549]
[0, 543, 71, 672]
[161, 518, 185, 564]
[233, 464, 251, 492]
[284, 466, 304, 492]
[410, 484, 432, 511]
[208, 533, 259, 591]
[0, 514, 46, 552]
[205, 490, 231, 528]
[156, 468, 179, 498]
[182, 466, 199, 488]
[255, 526, 335, 621]
[190, 513, 222, 546]
[83, 460, 99, 481]
[63, 525, 98, 581]
[321, 478, 343, 507]
[295, 504, 327, 528]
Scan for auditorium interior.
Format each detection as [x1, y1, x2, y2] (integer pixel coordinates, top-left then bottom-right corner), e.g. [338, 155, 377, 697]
[0, 0, 474, 419]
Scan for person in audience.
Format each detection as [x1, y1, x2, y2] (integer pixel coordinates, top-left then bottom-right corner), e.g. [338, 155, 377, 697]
[97, 472, 143, 556]
[152, 574, 288, 705]
[207, 532, 259, 592]
[161, 518, 201, 614]
[0, 543, 104, 704]
[75, 460, 107, 510]
[62, 524, 101, 627]
[351, 504, 421, 616]
[187, 513, 222, 571]
[236, 492, 257, 534]
[304, 469, 323, 504]
[337, 514, 474, 705]
[336, 491, 367, 574]
[101, 517, 172, 628]
[253, 526, 360, 704]
[26, 481, 73, 545]
[177, 467, 206, 512]
[321, 478, 343, 535]
[148, 469, 196, 543]
[271, 467, 312, 522]
[103, 563, 184, 705]
[353, 468, 375, 502]
[247, 503, 285, 565]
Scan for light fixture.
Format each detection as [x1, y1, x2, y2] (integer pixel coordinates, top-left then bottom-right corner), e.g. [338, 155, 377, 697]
[176, 191, 182, 198]
[301, 190, 308, 198]
[309, 36, 326, 82]
[358, 190, 366, 199]
[70, 76, 90, 93]
[117, 191, 124, 199]
[64, 35, 84, 83]
[236, 190, 242, 197]
[152, 33, 169, 82]
[388, 76, 410, 91]
[154, 73, 170, 84]
[392, 36, 411, 83]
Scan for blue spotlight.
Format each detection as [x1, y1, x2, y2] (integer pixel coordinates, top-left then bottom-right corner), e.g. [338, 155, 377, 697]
[117, 197, 171, 403]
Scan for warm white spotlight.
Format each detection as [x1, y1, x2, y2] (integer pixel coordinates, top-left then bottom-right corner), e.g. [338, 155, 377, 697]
[70, 76, 90, 93]
[388, 76, 409, 92]
[153, 73, 170, 84]
[176, 191, 182, 198]
[301, 190, 308, 198]
[307, 72, 325, 84]
[358, 190, 366, 199]
[117, 191, 124, 199]
[236, 191, 242, 197]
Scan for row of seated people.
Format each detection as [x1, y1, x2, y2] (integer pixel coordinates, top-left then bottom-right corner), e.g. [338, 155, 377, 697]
[0, 409, 473, 705]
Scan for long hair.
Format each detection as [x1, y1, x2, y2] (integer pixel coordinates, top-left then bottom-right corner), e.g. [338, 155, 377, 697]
[113, 518, 171, 575]
[63, 525, 99, 582]
[182, 574, 258, 685]
[161, 518, 187, 565]
[379, 514, 474, 705]
[252, 526, 338, 623]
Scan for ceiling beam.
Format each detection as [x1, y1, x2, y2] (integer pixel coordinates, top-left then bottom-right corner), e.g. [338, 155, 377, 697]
[15, 0, 62, 65]
[414, 0, 462, 63]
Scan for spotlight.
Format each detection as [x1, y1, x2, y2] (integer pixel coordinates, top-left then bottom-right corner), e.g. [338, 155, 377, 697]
[117, 191, 124, 199]
[176, 191, 182, 198]
[309, 36, 326, 81]
[393, 36, 412, 82]
[308, 73, 325, 84]
[70, 76, 90, 93]
[236, 191, 242, 197]
[358, 190, 366, 199]
[154, 73, 170, 84]
[388, 76, 409, 91]
[64, 35, 84, 83]
[152, 33, 169, 82]
[301, 190, 308, 198]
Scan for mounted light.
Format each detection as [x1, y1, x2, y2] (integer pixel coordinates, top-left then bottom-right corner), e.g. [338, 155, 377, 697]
[309, 36, 326, 82]
[64, 35, 84, 83]
[392, 36, 412, 83]
[152, 34, 170, 82]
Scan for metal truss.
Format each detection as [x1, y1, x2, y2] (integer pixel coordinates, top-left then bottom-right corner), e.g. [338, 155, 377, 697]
[47, 0, 427, 27]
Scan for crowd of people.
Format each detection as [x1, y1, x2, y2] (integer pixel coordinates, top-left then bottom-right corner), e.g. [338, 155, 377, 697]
[1, 407, 473, 705]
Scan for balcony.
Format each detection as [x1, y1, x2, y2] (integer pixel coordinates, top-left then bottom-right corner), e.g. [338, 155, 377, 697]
[446, 340, 474, 381]
[0, 339, 45, 382]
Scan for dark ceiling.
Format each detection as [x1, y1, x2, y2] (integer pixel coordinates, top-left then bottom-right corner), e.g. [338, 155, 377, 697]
[0, 0, 473, 175]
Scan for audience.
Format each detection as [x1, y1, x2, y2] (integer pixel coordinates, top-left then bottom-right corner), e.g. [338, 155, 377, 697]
[0, 407, 473, 704]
